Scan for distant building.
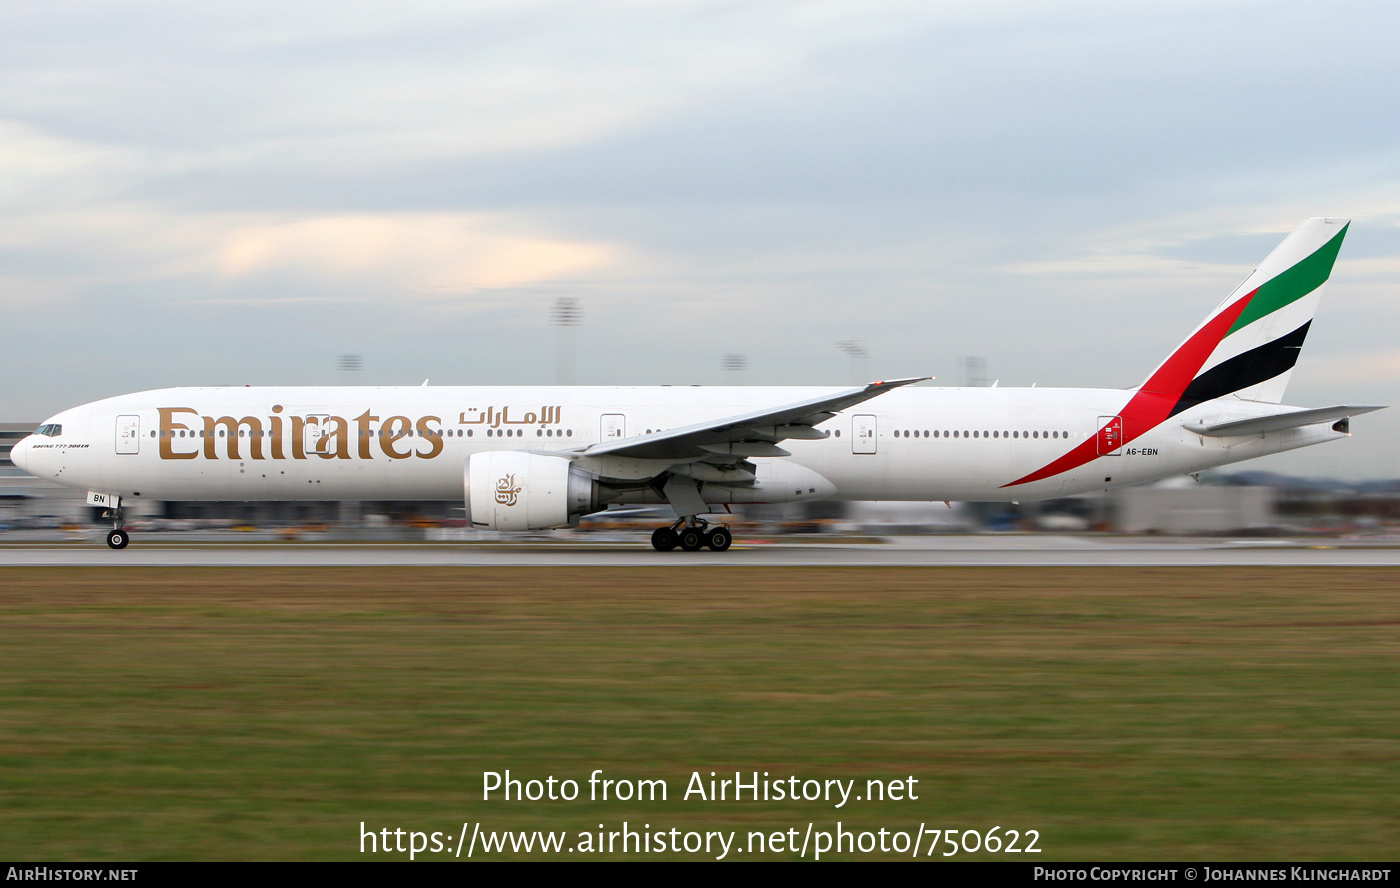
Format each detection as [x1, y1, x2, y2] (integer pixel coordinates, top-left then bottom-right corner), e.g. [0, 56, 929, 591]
[1116, 485, 1273, 534]
[0, 423, 30, 470]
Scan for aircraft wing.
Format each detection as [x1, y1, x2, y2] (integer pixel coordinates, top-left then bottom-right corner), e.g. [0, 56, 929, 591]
[577, 377, 929, 461]
[1182, 404, 1384, 437]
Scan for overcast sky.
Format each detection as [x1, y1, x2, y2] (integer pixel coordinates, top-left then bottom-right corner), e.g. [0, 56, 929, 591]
[3, 0, 1397, 478]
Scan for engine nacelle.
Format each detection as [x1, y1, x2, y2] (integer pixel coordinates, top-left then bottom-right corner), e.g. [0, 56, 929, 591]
[466, 451, 599, 530]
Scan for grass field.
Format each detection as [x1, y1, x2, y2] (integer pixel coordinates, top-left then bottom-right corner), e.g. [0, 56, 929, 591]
[0, 566, 1396, 860]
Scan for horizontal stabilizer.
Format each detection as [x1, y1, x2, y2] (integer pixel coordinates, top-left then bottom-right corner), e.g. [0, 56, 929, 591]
[1183, 405, 1384, 437]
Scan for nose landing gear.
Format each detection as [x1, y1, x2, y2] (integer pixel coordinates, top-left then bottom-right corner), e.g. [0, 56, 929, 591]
[102, 506, 129, 550]
[650, 518, 733, 552]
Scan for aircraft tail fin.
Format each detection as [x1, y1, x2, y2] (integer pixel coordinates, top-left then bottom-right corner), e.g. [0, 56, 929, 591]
[1139, 217, 1349, 414]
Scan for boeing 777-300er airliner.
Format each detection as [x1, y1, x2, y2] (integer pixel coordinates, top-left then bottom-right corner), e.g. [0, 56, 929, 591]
[11, 217, 1383, 551]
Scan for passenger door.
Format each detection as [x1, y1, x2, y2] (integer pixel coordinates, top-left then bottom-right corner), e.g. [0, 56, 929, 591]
[601, 414, 626, 442]
[116, 415, 140, 454]
[1097, 415, 1123, 456]
[305, 414, 332, 456]
[852, 414, 877, 454]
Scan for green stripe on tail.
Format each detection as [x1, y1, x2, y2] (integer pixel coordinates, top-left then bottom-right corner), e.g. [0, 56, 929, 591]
[1227, 223, 1348, 335]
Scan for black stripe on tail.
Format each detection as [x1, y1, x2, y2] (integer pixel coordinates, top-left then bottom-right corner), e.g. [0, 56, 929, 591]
[1168, 321, 1311, 417]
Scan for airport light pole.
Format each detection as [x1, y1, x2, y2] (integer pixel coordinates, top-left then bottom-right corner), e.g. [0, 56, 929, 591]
[960, 356, 988, 387]
[835, 340, 868, 386]
[337, 354, 363, 386]
[335, 353, 365, 528]
[722, 353, 747, 386]
[551, 297, 582, 385]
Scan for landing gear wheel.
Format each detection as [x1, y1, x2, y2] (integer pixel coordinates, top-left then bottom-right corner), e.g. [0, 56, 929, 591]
[651, 527, 678, 552]
[679, 528, 705, 551]
[106, 529, 129, 550]
[706, 527, 732, 551]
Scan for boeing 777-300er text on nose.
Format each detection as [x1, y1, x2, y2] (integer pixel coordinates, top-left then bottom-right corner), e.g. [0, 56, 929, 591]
[11, 217, 1382, 551]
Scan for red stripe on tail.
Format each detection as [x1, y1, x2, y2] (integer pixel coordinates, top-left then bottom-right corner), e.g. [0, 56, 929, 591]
[1003, 290, 1254, 488]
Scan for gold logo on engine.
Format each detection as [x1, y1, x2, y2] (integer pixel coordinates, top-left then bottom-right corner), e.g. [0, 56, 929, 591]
[494, 473, 522, 506]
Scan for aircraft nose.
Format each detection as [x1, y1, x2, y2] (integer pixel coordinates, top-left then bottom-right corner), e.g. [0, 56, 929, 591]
[10, 436, 32, 473]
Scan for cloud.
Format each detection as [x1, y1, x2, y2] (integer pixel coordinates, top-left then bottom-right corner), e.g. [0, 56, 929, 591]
[1297, 346, 1400, 391]
[214, 213, 618, 296]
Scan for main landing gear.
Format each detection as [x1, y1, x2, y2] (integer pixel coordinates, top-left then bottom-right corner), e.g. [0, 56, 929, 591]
[651, 519, 732, 552]
[103, 507, 129, 550]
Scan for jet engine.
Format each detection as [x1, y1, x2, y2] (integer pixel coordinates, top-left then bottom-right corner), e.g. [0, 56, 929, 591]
[465, 451, 600, 530]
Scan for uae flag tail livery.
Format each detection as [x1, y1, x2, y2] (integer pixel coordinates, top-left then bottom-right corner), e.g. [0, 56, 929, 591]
[1007, 217, 1356, 488]
[1146, 216, 1347, 411]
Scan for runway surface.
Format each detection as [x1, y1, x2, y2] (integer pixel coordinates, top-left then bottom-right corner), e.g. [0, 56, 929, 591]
[4, 535, 1400, 566]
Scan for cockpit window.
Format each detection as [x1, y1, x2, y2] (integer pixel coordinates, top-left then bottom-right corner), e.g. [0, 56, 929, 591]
[34, 423, 62, 437]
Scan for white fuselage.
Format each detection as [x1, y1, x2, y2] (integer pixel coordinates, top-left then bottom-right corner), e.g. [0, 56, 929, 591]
[12, 384, 1345, 508]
